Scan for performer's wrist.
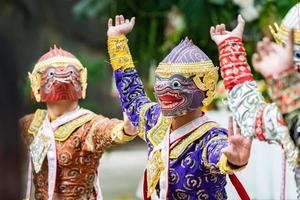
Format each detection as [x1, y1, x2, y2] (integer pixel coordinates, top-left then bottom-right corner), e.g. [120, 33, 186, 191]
[218, 36, 253, 90]
[227, 160, 248, 169]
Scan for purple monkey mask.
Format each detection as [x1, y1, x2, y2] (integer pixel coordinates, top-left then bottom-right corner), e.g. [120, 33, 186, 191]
[154, 38, 218, 117]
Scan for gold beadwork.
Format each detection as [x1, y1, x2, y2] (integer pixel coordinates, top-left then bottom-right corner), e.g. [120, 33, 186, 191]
[156, 62, 219, 106]
[108, 34, 134, 71]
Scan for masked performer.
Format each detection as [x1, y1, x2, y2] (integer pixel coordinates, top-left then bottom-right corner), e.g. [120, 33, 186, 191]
[210, 14, 300, 196]
[253, 2, 300, 196]
[20, 46, 137, 200]
[107, 15, 252, 200]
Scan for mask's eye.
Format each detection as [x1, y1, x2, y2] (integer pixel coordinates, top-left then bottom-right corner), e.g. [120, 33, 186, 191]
[295, 51, 300, 59]
[48, 71, 55, 76]
[172, 80, 181, 88]
[69, 69, 74, 74]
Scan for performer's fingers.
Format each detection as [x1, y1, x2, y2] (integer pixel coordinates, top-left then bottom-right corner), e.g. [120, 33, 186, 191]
[252, 53, 261, 67]
[228, 116, 233, 137]
[125, 19, 129, 23]
[115, 15, 120, 26]
[120, 15, 125, 24]
[130, 17, 135, 26]
[257, 41, 268, 57]
[219, 24, 225, 34]
[108, 18, 113, 27]
[210, 26, 216, 36]
[235, 123, 241, 136]
[233, 14, 245, 34]
[216, 24, 222, 35]
[262, 37, 274, 53]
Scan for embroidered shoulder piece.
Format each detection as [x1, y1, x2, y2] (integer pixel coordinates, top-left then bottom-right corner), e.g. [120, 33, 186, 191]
[28, 109, 47, 135]
[170, 122, 218, 159]
[28, 109, 96, 141]
[54, 113, 95, 141]
[147, 115, 172, 147]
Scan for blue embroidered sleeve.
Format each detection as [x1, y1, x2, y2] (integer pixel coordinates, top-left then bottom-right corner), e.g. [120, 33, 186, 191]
[114, 68, 161, 133]
[202, 128, 228, 173]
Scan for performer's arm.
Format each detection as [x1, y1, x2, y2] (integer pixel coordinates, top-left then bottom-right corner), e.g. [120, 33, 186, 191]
[84, 115, 137, 152]
[19, 114, 34, 147]
[203, 117, 251, 174]
[107, 16, 161, 139]
[210, 15, 299, 164]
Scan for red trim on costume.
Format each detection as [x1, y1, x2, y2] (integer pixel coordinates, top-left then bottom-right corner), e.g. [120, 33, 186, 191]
[254, 105, 268, 141]
[229, 174, 250, 200]
[143, 170, 151, 200]
[218, 36, 253, 90]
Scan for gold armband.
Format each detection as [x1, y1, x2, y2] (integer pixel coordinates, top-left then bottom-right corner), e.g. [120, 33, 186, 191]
[111, 122, 136, 143]
[217, 154, 246, 174]
[108, 34, 134, 71]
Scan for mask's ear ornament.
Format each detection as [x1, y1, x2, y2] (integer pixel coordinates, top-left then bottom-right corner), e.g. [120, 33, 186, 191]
[269, 3, 300, 46]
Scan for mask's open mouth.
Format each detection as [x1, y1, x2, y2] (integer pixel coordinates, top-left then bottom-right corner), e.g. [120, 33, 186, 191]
[157, 90, 184, 110]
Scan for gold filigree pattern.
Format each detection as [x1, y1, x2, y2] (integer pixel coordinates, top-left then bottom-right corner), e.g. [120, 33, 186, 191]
[108, 34, 134, 71]
[147, 115, 172, 147]
[138, 102, 157, 140]
[170, 122, 218, 159]
[147, 150, 165, 197]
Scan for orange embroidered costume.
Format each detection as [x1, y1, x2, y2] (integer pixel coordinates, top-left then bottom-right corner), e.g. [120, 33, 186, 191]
[20, 46, 134, 200]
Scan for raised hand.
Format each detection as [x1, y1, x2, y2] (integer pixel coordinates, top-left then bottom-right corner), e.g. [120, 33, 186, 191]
[107, 15, 135, 37]
[252, 31, 294, 78]
[222, 116, 252, 166]
[210, 15, 245, 46]
[123, 112, 137, 136]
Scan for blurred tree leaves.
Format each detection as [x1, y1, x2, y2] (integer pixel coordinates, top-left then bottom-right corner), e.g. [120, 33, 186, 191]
[71, 0, 298, 106]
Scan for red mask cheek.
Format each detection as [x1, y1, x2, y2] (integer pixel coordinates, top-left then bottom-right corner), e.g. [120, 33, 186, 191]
[39, 82, 82, 102]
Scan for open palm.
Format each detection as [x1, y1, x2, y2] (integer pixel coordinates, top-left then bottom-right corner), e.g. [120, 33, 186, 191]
[252, 32, 294, 78]
[222, 116, 252, 166]
[107, 15, 135, 37]
[210, 15, 245, 46]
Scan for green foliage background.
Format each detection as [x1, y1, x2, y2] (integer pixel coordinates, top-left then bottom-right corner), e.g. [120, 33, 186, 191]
[73, 0, 299, 78]
[16, 0, 300, 113]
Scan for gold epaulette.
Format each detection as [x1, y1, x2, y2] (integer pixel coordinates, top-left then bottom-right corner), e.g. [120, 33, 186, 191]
[28, 109, 95, 142]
